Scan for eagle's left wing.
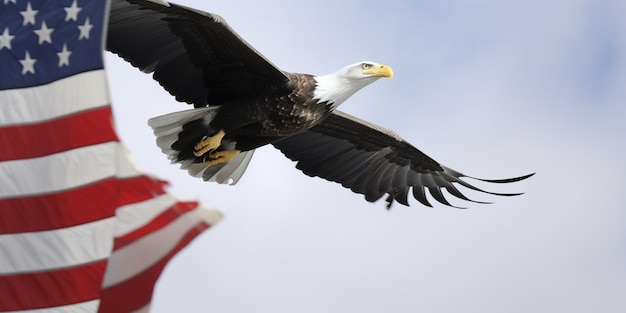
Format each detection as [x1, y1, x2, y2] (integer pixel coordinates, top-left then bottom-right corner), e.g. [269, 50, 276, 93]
[272, 110, 533, 208]
[107, 0, 289, 107]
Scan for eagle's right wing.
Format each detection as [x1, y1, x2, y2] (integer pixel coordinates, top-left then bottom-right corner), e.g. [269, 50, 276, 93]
[273, 110, 534, 208]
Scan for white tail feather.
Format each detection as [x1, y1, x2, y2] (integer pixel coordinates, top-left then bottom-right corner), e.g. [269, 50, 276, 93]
[214, 150, 254, 184]
[147, 107, 254, 185]
[148, 107, 217, 129]
[148, 108, 217, 162]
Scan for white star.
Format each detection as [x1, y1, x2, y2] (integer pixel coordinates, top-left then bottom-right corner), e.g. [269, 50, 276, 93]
[78, 17, 93, 40]
[0, 27, 15, 50]
[20, 51, 37, 75]
[57, 44, 72, 67]
[34, 21, 54, 44]
[4, 0, 17, 4]
[64, 0, 82, 22]
[20, 2, 38, 26]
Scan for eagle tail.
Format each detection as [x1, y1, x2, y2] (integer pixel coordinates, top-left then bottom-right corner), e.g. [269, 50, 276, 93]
[148, 108, 254, 185]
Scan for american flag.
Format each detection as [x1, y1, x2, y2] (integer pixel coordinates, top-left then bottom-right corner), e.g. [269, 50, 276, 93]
[0, 1, 222, 312]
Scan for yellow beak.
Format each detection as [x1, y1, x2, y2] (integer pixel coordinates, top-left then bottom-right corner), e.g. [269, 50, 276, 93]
[364, 64, 394, 78]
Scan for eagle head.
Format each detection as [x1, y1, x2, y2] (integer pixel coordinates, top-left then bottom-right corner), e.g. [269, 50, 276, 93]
[347, 61, 394, 80]
[313, 61, 393, 108]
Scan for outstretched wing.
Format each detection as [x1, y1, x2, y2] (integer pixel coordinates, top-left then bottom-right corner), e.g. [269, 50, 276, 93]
[107, 0, 288, 107]
[272, 110, 533, 208]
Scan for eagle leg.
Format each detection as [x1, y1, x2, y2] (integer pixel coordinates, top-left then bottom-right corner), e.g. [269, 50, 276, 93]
[204, 150, 241, 166]
[193, 129, 226, 157]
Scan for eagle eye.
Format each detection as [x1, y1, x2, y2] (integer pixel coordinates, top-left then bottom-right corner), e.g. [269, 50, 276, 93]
[361, 63, 372, 70]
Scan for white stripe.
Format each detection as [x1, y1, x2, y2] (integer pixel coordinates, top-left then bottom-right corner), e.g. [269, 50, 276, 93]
[102, 207, 222, 287]
[0, 142, 142, 198]
[0, 142, 116, 198]
[114, 145, 150, 179]
[0, 70, 110, 126]
[0, 218, 115, 274]
[1, 300, 100, 313]
[114, 193, 178, 237]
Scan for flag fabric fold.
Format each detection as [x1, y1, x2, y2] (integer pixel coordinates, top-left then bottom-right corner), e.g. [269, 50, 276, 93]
[0, 1, 221, 312]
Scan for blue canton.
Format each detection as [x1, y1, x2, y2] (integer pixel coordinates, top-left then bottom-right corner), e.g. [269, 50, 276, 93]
[0, 0, 107, 89]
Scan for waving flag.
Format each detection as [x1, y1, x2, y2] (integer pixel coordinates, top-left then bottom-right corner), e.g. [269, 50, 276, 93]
[0, 1, 221, 312]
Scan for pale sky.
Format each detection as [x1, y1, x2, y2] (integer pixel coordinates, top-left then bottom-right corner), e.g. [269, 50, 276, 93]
[105, 0, 626, 312]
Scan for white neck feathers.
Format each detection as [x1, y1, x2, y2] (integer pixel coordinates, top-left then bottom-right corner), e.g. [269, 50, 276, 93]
[313, 71, 376, 109]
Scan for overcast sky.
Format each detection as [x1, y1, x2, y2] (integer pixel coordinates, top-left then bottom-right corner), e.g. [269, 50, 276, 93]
[105, 0, 625, 312]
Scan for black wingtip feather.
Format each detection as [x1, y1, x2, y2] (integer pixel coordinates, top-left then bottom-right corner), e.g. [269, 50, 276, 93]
[444, 185, 492, 205]
[412, 186, 433, 208]
[471, 172, 536, 184]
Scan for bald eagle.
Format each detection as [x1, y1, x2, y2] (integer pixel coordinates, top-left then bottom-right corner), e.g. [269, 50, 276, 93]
[107, 0, 533, 208]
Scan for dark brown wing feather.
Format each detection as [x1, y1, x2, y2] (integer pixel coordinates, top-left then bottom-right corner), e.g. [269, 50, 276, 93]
[272, 110, 534, 208]
[107, 0, 288, 107]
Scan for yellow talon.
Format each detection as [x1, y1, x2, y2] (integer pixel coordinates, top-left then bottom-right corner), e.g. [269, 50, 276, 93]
[203, 150, 241, 166]
[193, 130, 226, 157]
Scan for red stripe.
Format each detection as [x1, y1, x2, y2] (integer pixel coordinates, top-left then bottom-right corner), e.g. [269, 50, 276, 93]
[117, 177, 169, 207]
[0, 179, 117, 234]
[0, 260, 108, 312]
[0, 176, 167, 234]
[97, 221, 211, 313]
[113, 201, 198, 250]
[0, 107, 118, 161]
